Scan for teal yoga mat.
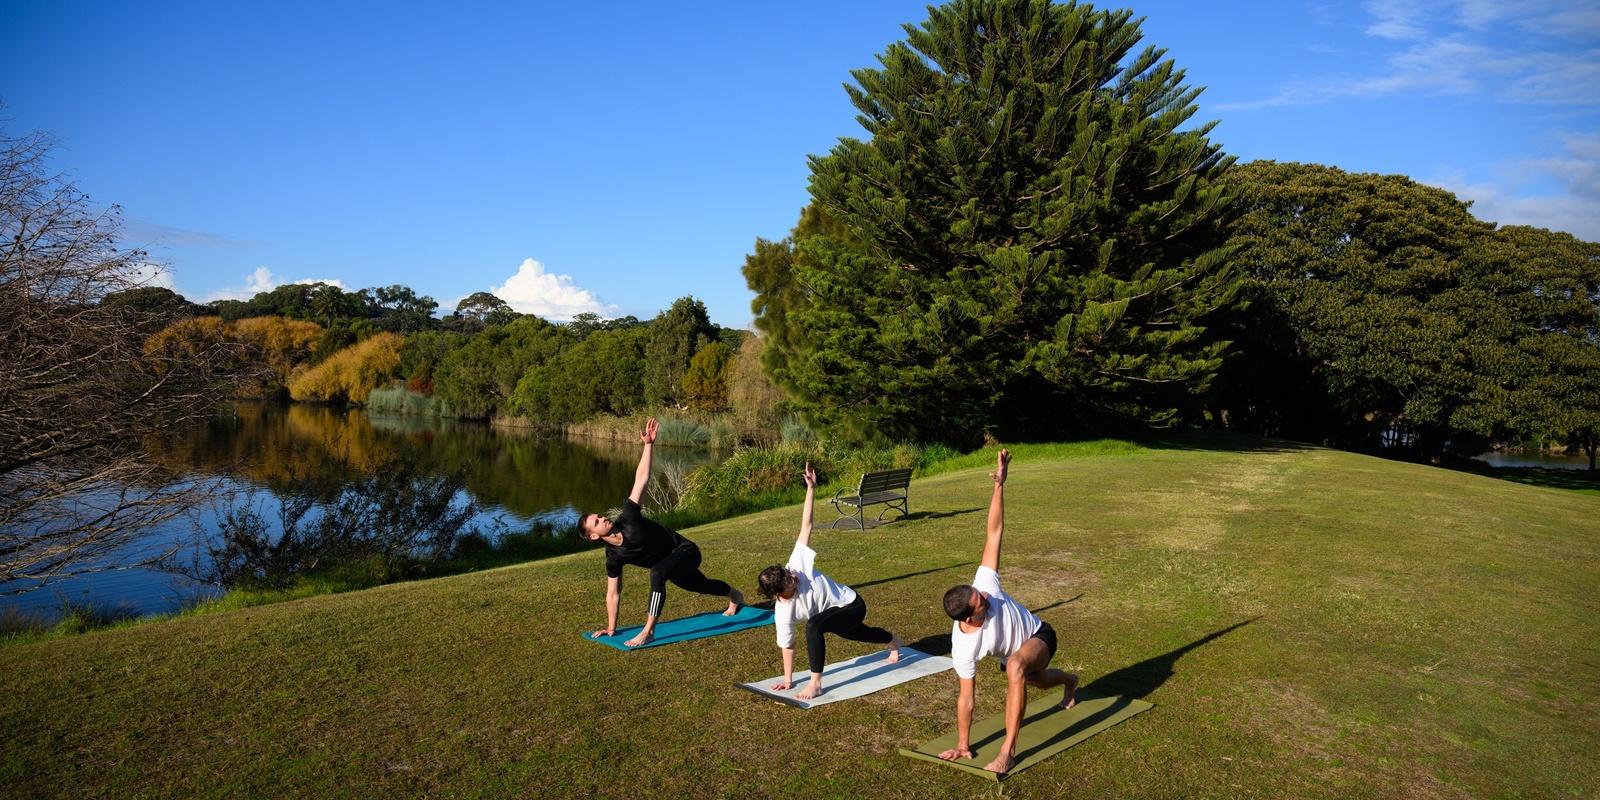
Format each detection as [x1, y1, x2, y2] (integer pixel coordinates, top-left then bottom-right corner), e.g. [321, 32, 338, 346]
[585, 605, 774, 650]
[899, 692, 1153, 780]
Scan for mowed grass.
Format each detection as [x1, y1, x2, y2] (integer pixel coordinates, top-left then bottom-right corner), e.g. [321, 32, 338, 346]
[2, 432, 1597, 799]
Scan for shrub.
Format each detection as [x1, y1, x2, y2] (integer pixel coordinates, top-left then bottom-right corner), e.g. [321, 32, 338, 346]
[288, 332, 405, 404]
[655, 416, 712, 448]
[367, 386, 447, 417]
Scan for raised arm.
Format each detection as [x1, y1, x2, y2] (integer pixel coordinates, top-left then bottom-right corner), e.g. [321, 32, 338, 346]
[627, 418, 658, 505]
[797, 461, 818, 548]
[979, 449, 1010, 572]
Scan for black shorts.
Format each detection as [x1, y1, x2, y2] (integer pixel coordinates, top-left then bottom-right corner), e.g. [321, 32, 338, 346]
[999, 621, 1058, 674]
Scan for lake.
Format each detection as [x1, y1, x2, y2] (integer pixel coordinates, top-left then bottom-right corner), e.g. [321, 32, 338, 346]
[0, 403, 726, 621]
[1474, 451, 1595, 470]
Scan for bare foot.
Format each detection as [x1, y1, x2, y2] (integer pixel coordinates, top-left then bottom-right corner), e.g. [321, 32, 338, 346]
[796, 682, 822, 700]
[887, 633, 903, 663]
[1060, 672, 1079, 709]
[624, 631, 654, 648]
[724, 587, 744, 616]
[983, 751, 1014, 774]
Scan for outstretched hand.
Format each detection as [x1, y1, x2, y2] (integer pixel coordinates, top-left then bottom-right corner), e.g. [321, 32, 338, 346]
[990, 448, 1011, 486]
[640, 418, 658, 445]
[803, 461, 818, 489]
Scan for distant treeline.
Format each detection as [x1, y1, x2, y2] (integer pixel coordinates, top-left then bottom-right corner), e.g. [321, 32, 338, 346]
[134, 287, 786, 437]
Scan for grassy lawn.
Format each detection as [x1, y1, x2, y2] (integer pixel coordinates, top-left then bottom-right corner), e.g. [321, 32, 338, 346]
[3, 431, 1597, 799]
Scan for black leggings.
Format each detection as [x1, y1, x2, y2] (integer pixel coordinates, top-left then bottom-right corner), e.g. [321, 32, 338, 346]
[647, 543, 731, 619]
[805, 595, 892, 674]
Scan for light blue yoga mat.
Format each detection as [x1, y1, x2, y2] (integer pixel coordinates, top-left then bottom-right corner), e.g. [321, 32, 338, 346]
[585, 605, 774, 650]
[738, 647, 954, 708]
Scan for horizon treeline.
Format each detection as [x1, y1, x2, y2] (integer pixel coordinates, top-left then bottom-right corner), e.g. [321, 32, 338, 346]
[134, 286, 787, 437]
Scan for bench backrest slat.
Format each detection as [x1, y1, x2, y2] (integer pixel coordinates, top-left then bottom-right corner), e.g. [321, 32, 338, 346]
[858, 468, 913, 493]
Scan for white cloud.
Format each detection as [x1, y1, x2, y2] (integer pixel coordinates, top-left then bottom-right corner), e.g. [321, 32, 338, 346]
[1427, 134, 1600, 242]
[1364, 0, 1429, 40]
[203, 267, 348, 302]
[291, 277, 349, 290]
[490, 258, 618, 322]
[121, 217, 265, 248]
[1219, 1, 1600, 109]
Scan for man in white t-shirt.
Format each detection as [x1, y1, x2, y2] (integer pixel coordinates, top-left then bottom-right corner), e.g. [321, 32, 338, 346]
[758, 462, 901, 699]
[937, 449, 1078, 774]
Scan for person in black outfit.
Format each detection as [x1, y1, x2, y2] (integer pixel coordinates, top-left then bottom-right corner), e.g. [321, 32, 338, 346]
[580, 418, 743, 647]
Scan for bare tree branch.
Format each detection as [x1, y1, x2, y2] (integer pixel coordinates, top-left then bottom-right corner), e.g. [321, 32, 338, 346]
[1, 118, 254, 593]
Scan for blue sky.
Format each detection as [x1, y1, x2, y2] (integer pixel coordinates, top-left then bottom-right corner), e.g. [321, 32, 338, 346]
[2, 1, 1595, 327]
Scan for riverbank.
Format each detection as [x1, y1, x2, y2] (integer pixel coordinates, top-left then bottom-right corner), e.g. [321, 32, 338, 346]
[3, 431, 1596, 798]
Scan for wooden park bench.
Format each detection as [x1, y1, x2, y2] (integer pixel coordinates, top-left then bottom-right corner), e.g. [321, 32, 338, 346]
[828, 468, 913, 530]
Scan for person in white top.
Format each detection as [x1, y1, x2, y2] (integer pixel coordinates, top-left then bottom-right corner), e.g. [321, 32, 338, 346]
[937, 449, 1077, 774]
[757, 462, 903, 700]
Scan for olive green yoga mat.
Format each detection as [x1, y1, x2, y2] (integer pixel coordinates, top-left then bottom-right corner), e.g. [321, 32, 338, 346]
[899, 692, 1153, 781]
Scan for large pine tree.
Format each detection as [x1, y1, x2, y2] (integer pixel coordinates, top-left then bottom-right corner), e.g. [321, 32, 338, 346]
[749, 0, 1239, 444]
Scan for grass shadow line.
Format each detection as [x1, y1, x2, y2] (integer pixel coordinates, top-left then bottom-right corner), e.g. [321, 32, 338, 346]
[900, 507, 984, 522]
[1031, 594, 1083, 615]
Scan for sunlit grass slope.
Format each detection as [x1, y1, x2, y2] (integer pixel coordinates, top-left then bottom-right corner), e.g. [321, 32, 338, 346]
[3, 432, 1597, 799]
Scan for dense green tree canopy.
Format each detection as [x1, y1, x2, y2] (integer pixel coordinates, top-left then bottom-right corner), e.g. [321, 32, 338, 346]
[751, 0, 1239, 444]
[431, 316, 569, 418]
[362, 284, 439, 334]
[1218, 161, 1600, 462]
[644, 296, 716, 406]
[510, 326, 651, 423]
[682, 340, 734, 412]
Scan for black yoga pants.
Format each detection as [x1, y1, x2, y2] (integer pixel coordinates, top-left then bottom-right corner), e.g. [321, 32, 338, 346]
[805, 595, 892, 674]
[646, 543, 731, 618]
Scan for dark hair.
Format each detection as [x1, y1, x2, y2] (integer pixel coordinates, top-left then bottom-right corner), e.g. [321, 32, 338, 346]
[758, 565, 793, 599]
[943, 585, 977, 621]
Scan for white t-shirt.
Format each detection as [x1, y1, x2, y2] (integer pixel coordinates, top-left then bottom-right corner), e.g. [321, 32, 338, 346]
[950, 566, 1042, 679]
[773, 541, 858, 649]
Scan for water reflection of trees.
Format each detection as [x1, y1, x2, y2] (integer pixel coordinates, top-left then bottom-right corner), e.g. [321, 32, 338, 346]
[148, 403, 724, 521]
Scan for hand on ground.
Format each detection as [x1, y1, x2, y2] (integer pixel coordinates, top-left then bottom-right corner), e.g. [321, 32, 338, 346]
[937, 747, 974, 762]
[591, 628, 616, 638]
[770, 679, 793, 691]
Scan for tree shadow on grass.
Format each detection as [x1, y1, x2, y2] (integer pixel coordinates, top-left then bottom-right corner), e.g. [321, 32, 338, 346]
[1145, 429, 1316, 456]
[853, 562, 974, 590]
[1448, 462, 1600, 494]
[900, 507, 984, 522]
[1083, 618, 1256, 701]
